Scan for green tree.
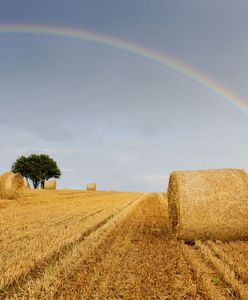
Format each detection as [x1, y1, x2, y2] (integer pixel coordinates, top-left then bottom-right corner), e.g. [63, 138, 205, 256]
[11, 154, 61, 189]
[11, 155, 30, 181]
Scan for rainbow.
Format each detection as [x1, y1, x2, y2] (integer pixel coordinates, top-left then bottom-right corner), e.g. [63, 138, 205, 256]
[0, 23, 247, 115]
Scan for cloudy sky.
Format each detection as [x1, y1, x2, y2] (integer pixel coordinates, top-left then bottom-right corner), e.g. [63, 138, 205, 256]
[1, 1, 248, 191]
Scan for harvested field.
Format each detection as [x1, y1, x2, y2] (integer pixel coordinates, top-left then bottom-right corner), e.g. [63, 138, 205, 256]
[1, 190, 248, 299]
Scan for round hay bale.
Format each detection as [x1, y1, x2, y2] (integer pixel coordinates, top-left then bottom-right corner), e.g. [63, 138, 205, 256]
[44, 180, 56, 190]
[0, 172, 24, 199]
[86, 183, 96, 191]
[168, 168, 248, 241]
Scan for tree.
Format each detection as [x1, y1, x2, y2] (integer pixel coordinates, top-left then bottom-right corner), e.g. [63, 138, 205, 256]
[11, 154, 61, 188]
[11, 155, 30, 181]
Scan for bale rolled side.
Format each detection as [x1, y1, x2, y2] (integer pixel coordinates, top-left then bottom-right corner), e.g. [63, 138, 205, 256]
[0, 172, 24, 199]
[168, 168, 248, 240]
[44, 180, 56, 190]
[86, 183, 96, 191]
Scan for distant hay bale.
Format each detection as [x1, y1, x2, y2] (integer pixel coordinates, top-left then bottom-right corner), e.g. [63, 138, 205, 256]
[168, 168, 248, 241]
[44, 180, 56, 190]
[86, 183, 96, 191]
[0, 172, 24, 199]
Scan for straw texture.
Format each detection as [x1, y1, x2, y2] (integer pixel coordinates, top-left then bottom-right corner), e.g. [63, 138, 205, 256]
[86, 183, 96, 191]
[0, 172, 24, 199]
[44, 180, 56, 190]
[168, 168, 248, 240]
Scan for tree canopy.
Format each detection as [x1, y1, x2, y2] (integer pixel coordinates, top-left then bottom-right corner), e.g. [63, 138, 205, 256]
[11, 154, 61, 188]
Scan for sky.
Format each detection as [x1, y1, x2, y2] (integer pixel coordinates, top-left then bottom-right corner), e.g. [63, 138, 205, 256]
[1, 1, 248, 191]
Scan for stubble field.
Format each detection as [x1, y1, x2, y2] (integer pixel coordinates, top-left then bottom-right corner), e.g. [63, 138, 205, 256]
[1, 190, 248, 299]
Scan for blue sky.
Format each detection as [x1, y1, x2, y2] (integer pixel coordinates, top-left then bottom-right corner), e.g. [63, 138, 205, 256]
[1, 1, 248, 191]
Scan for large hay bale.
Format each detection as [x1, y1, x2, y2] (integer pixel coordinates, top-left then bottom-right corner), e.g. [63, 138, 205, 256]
[0, 172, 24, 199]
[168, 168, 248, 240]
[86, 183, 96, 191]
[44, 180, 56, 190]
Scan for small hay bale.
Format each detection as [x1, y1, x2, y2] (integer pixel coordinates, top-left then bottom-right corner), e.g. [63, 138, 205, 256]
[168, 168, 248, 241]
[44, 180, 56, 190]
[0, 172, 24, 199]
[86, 183, 96, 191]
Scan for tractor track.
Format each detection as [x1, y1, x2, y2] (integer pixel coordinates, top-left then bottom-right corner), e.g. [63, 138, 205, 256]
[195, 241, 248, 299]
[35, 193, 207, 299]
[183, 239, 248, 300]
[182, 243, 236, 299]
[205, 241, 248, 286]
[0, 193, 145, 299]
[2, 191, 248, 299]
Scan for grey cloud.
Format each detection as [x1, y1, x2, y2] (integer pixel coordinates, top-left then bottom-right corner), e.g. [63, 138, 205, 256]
[1, 1, 248, 190]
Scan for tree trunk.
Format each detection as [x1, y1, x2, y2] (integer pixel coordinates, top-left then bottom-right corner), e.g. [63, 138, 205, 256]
[40, 180, 45, 189]
[33, 181, 39, 189]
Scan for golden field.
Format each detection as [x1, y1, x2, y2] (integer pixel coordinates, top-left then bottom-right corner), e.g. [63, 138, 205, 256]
[1, 190, 248, 299]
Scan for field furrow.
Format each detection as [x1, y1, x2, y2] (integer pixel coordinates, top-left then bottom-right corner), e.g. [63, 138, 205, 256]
[1, 190, 248, 299]
[182, 244, 235, 299]
[2, 192, 146, 299]
[0, 190, 142, 293]
[205, 241, 248, 285]
[183, 239, 248, 300]
[26, 192, 210, 299]
[195, 241, 248, 299]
